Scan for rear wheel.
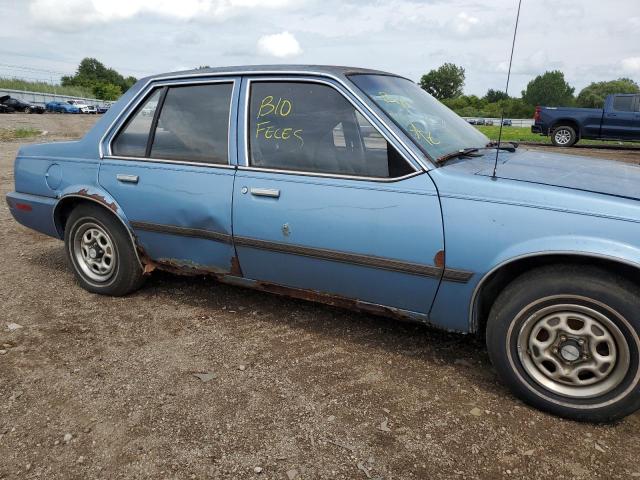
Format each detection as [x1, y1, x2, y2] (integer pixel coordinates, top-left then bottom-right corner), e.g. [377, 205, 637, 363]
[24, 107, 32, 114]
[550, 125, 577, 147]
[486, 265, 640, 422]
[64, 204, 145, 296]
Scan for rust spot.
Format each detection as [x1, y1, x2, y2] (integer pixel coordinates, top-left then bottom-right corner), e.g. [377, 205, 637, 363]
[76, 188, 118, 212]
[229, 256, 243, 276]
[434, 249, 445, 268]
[246, 281, 429, 324]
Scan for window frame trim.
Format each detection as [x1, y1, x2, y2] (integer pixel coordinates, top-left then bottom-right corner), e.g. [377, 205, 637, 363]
[106, 78, 237, 169]
[242, 76, 421, 183]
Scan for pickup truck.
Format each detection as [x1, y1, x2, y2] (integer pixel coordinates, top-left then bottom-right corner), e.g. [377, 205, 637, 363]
[531, 93, 640, 146]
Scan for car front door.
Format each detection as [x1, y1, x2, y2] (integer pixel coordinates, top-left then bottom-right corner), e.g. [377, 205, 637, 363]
[98, 78, 240, 275]
[232, 77, 444, 317]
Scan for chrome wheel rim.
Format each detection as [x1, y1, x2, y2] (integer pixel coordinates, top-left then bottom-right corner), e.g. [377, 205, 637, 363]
[517, 303, 630, 398]
[72, 222, 117, 282]
[554, 128, 572, 145]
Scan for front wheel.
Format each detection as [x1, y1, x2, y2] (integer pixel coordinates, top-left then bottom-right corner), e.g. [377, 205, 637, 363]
[550, 125, 577, 147]
[486, 265, 640, 422]
[64, 204, 145, 296]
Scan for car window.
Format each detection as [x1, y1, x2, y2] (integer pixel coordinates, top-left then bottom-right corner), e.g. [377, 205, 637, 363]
[112, 89, 162, 157]
[612, 96, 634, 112]
[248, 81, 414, 178]
[149, 83, 232, 164]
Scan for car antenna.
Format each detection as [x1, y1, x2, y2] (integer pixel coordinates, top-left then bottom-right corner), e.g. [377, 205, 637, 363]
[492, 0, 523, 180]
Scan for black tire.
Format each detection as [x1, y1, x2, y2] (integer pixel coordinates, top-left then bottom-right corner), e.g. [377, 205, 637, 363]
[486, 264, 640, 422]
[550, 125, 577, 147]
[24, 107, 32, 114]
[64, 204, 145, 296]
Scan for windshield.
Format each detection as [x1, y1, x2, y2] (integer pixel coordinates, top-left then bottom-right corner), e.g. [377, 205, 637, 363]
[349, 74, 488, 160]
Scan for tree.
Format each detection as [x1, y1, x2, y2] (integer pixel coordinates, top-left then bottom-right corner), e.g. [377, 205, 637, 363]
[576, 78, 640, 108]
[521, 70, 575, 107]
[62, 58, 136, 100]
[92, 82, 122, 101]
[484, 88, 509, 103]
[419, 63, 465, 99]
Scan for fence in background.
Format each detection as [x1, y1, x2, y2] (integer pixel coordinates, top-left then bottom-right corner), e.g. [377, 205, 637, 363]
[462, 117, 534, 127]
[0, 88, 110, 107]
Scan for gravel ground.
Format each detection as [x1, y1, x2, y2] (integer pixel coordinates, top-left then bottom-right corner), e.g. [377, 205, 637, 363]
[1, 114, 639, 480]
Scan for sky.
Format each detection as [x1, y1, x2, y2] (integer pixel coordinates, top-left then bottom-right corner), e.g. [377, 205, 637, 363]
[1, 0, 639, 96]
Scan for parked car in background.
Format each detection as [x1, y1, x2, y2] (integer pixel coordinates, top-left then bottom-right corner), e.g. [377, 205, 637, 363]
[0, 103, 15, 113]
[485, 119, 494, 126]
[8, 65, 640, 422]
[0, 95, 45, 114]
[97, 103, 111, 114]
[66, 100, 96, 114]
[45, 101, 80, 113]
[502, 119, 513, 127]
[475, 118, 486, 125]
[532, 93, 640, 146]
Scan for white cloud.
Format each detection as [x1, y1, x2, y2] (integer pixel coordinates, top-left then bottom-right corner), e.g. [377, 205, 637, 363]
[621, 57, 640, 74]
[29, 0, 298, 30]
[452, 12, 479, 35]
[257, 31, 302, 58]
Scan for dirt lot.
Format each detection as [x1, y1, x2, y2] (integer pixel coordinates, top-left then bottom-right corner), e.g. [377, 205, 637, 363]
[1, 114, 640, 480]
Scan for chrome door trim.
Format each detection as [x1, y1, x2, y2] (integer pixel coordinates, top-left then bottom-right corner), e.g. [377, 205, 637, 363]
[236, 165, 422, 183]
[103, 155, 237, 170]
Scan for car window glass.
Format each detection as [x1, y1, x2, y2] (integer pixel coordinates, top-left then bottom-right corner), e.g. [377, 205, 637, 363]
[612, 96, 634, 112]
[112, 89, 162, 157]
[150, 83, 232, 164]
[248, 82, 413, 178]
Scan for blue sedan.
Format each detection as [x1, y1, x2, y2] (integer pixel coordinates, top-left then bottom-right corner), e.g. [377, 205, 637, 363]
[7, 65, 640, 422]
[45, 101, 80, 113]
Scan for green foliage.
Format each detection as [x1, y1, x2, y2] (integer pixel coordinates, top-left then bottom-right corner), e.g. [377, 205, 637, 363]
[442, 95, 535, 119]
[484, 89, 509, 103]
[419, 63, 465, 99]
[0, 78, 93, 98]
[521, 70, 575, 107]
[576, 78, 640, 108]
[92, 82, 122, 101]
[62, 58, 136, 100]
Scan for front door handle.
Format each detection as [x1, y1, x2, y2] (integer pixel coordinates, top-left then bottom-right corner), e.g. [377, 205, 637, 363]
[116, 174, 139, 184]
[250, 187, 280, 198]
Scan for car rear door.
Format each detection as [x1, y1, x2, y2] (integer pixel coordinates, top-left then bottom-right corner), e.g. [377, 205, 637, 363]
[601, 95, 638, 140]
[231, 76, 444, 317]
[98, 77, 241, 275]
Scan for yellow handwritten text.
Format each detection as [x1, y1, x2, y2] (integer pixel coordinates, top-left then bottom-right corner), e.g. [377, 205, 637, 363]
[257, 96, 292, 118]
[377, 91, 410, 109]
[408, 124, 440, 146]
[256, 121, 303, 147]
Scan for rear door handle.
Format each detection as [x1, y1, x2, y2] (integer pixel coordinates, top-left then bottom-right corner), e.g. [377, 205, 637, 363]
[116, 174, 139, 184]
[250, 187, 280, 198]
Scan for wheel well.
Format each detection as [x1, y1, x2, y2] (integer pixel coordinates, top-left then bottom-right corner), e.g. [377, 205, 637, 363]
[551, 119, 580, 138]
[474, 254, 640, 337]
[54, 197, 119, 237]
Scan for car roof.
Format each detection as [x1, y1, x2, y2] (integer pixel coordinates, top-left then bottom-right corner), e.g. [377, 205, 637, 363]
[147, 64, 407, 82]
